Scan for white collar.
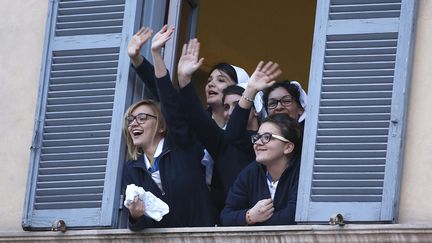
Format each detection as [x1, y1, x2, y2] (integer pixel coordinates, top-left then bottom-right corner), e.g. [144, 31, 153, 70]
[143, 138, 165, 170]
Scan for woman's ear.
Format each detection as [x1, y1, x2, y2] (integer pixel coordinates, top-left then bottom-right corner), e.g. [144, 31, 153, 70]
[283, 142, 294, 155]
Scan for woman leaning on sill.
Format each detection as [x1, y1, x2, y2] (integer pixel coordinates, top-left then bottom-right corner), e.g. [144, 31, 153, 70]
[122, 26, 216, 230]
[220, 113, 302, 226]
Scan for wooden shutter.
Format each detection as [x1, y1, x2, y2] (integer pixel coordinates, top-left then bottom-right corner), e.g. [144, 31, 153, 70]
[22, 0, 138, 229]
[296, 0, 417, 223]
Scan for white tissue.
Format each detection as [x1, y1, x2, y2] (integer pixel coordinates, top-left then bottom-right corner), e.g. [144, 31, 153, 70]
[124, 184, 169, 222]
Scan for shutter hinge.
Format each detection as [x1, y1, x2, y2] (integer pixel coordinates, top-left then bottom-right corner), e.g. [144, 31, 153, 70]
[119, 194, 124, 209]
[30, 118, 42, 150]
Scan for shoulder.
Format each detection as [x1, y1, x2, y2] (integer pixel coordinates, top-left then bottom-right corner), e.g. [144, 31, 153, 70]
[237, 161, 262, 180]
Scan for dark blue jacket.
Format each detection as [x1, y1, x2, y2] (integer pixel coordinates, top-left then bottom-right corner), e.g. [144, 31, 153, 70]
[123, 67, 216, 230]
[179, 83, 255, 215]
[220, 156, 300, 226]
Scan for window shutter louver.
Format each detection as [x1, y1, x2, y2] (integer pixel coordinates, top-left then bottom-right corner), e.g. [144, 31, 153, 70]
[296, 0, 417, 223]
[23, 0, 138, 229]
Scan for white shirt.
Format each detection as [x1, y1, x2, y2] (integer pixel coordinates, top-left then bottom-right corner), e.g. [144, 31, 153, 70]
[143, 138, 165, 191]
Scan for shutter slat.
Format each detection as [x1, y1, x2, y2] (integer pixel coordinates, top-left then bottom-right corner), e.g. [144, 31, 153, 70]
[314, 172, 384, 179]
[35, 201, 102, 210]
[40, 158, 106, 168]
[45, 109, 113, 119]
[315, 150, 387, 158]
[37, 179, 104, 188]
[43, 137, 109, 146]
[314, 165, 385, 172]
[319, 113, 391, 121]
[41, 144, 109, 154]
[311, 195, 382, 202]
[316, 143, 387, 150]
[46, 102, 113, 112]
[38, 172, 105, 181]
[39, 165, 106, 175]
[47, 95, 115, 105]
[35, 193, 103, 203]
[321, 98, 391, 106]
[37, 186, 104, 196]
[44, 123, 111, 133]
[47, 89, 115, 98]
[52, 60, 118, 70]
[45, 116, 112, 126]
[317, 128, 389, 136]
[40, 151, 107, 161]
[317, 135, 388, 143]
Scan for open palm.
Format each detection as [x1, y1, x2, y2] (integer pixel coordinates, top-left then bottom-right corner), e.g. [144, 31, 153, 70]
[177, 39, 204, 87]
[128, 27, 153, 59]
[151, 25, 174, 52]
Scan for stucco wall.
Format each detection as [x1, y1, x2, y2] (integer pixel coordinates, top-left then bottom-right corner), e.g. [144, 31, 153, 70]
[399, 0, 432, 224]
[0, 0, 48, 231]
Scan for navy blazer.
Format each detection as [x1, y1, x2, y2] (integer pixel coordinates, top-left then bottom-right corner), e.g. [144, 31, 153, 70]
[123, 68, 216, 230]
[220, 156, 300, 226]
[179, 82, 256, 215]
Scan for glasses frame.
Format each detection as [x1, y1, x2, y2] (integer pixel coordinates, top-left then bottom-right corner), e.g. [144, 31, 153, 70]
[251, 132, 291, 145]
[267, 95, 293, 110]
[126, 112, 157, 126]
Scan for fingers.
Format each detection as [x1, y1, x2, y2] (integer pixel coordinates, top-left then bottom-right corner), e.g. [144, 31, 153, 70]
[158, 24, 168, 34]
[255, 61, 264, 72]
[181, 43, 187, 56]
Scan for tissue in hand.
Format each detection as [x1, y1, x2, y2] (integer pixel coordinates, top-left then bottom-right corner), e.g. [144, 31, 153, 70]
[124, 184, 169, 222]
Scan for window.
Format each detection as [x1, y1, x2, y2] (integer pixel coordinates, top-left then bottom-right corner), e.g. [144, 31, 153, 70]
[23, 0, 417, 230]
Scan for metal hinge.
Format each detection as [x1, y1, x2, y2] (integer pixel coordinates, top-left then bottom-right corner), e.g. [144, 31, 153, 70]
[119, 194, 124, 209]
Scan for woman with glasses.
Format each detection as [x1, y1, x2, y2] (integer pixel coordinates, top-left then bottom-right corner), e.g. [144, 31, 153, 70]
[220, 113, 302, 226]
[122, 26, 215, 230]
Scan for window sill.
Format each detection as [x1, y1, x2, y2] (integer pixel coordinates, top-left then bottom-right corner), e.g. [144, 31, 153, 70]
[1, 224, 432, 242]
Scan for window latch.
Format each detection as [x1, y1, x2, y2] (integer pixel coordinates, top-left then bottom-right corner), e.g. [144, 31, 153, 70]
[329, 213, 345, 226]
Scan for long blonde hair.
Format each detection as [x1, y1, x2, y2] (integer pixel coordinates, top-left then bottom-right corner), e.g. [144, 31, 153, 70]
[123, 99, 167, 160]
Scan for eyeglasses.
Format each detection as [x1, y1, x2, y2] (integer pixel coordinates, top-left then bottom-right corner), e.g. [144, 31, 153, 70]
[126, 112, 156, 126]
[267, 95, 293, 110]
[251, 132, 291, 145]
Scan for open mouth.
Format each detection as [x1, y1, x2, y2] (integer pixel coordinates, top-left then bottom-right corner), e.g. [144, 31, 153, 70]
[132, 130, 143, 136]
[207, 90, 218, 96]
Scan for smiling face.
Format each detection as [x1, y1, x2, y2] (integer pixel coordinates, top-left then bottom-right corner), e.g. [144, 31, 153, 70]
[267, 87, 304, 120]
[253, 122, 292, 166]
[205, 69, 236, 107]
[127, 104, 162, 150]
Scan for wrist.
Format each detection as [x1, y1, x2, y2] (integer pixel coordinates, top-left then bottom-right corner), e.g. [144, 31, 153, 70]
[131, 55, 144, 68]
[245, 210, 255, 225]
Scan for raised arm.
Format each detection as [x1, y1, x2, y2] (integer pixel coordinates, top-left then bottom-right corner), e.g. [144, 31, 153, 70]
[225, 61, 282, 141]
[128, 26, 158, 98]
[150, 27, 196, 147]
[175, 38, 226, 159]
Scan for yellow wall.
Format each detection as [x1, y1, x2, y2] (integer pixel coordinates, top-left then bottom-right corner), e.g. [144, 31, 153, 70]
[0, 0, 48, 231]
[196, 1, 316, 90]
[399, 0, 432, 223]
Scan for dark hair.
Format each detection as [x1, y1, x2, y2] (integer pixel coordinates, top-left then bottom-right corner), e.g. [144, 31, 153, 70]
[261, 113, 302, 156]
[263, 80, 302, 112]
[209, 62, 238, 83]
[222, 85, 244, 103]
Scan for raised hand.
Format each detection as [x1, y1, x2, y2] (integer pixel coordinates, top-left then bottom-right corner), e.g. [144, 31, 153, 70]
[177, 38, 204, 88]
[246, 198, 274, 224]
[151, 25, 175, 52]
[239, 61, 282, 109]
[247, 61, 282, 92]
[128, 27, 153, 66]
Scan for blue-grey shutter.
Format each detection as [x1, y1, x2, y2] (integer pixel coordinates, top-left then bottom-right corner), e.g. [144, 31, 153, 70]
[296, 0, 417, 223]
[22, 0, 139, 229]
